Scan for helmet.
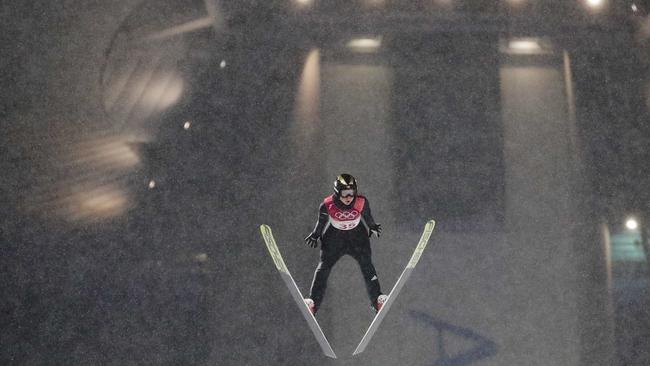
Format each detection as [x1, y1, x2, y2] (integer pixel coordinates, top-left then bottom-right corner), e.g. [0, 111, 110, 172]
[333, 174, 357, 197]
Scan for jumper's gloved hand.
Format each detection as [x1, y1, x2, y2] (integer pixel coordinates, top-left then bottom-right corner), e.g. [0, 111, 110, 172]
[304, 233, 319, 248]
[369, 224, 382, 238]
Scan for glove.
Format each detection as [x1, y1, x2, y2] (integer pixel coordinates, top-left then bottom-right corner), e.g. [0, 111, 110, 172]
[369, 224, 382, 238]
[304, 233, 319, 248]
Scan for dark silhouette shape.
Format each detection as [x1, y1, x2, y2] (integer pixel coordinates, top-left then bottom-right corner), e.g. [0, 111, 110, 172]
[409, 310, 497, 366]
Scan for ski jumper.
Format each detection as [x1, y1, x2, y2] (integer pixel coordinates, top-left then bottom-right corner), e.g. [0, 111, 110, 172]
[308, 194, 382, 309]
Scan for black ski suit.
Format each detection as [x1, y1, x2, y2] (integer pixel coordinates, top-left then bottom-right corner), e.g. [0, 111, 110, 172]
[308, 194, 382, 310]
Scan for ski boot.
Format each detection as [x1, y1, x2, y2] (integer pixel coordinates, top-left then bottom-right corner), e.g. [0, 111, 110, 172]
[304, 298, 316, 314]
[373, 294, 388, 313]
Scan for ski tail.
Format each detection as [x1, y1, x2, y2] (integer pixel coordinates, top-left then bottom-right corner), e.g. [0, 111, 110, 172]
[259, 224, 337, 359]
[353, 219, 436, 356]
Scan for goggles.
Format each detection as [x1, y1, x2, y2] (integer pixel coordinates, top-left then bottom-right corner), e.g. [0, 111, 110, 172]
[340, 189, 356, 198]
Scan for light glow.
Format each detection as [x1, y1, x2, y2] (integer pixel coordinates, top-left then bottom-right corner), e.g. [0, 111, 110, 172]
[141, 73, 184, 112]
[220, 60, 227, 68]
[586, 0, 604, 8]
[626, 218, 639, 230]
[184, 121, 191, 130]
[67, 137, 141, 169]
[141, 17, 215, 42]
[70, 185, 129, 221]
[347, 37, 382, 53]
[294, 48, 320, 138]
[501, 37, 555, 55]
[156, 76, 184, 110]
[508, 39, 542, 53]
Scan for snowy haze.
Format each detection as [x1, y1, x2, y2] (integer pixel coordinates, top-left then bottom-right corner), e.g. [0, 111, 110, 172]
[2, 1, 649, 365]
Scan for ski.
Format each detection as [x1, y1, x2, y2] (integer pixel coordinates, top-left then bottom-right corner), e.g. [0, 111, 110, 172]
[353, 219, 436, 356]
[259, 224, 337, 359]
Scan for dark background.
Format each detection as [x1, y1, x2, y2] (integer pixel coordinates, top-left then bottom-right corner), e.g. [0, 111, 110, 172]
[2, 1, 649, 365]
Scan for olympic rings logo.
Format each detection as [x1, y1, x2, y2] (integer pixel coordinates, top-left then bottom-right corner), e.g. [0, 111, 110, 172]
[335, 211, 359, 220]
